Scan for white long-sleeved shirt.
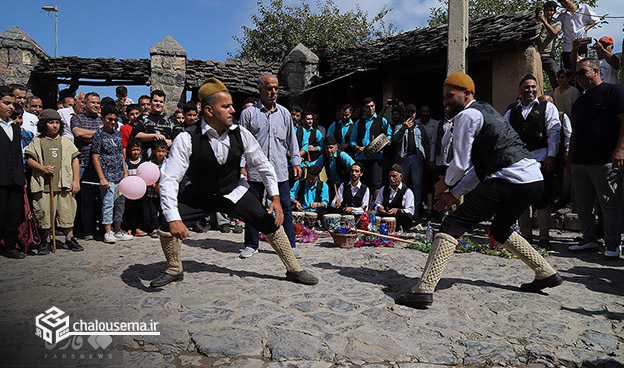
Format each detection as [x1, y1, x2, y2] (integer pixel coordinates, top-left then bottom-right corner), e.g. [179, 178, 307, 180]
[444, 100, 543, 198]
[331, 180, 370, 215]
[374, 182, 415, 216]
[503, 99, 561, 161]
[160, 119, 278, 222]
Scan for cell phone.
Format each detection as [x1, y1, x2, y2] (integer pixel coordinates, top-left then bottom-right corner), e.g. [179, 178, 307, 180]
[387, 99, 398, 106]
[578, 37, 592, 45]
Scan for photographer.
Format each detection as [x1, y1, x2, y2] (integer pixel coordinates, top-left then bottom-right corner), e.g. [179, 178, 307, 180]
[536, 1, 561, 88]
[556, 0, 599, 71]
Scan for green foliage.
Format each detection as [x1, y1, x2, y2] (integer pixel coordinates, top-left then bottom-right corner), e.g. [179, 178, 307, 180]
[428, 0, 599, 27]
[233, 0, 398, 62]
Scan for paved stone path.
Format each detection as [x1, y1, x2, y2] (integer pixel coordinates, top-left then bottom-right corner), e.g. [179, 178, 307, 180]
[0, 227, 622, 367]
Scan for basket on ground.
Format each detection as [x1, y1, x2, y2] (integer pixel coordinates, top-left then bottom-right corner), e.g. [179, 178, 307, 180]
[330, 232, 358, 248]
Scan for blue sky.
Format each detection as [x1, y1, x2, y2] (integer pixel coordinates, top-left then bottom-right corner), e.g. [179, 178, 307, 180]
[4, 0, 623, 101]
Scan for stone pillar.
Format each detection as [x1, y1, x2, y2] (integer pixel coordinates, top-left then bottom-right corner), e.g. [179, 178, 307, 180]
[491, 44, 543, 114]
[281, 43, 320, 107]
[149, 36, 187, 114]
[0, 26, 50, 87]
[447, 0, 469, 75]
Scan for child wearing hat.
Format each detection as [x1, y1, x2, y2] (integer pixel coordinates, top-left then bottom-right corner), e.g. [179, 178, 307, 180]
[25, 109, 83, 254]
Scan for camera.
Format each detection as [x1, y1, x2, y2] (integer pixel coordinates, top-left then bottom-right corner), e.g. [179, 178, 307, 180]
[387, 98, 399, 106]
[578, 37, 592, 45]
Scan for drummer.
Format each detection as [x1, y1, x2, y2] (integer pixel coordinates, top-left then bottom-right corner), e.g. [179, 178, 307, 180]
[374, 164, 415, 232]
[305, 135, 355, 199]
[331, 162, 370, 220]
[350, 97, 393, 202]
[290, 165, 329, 218]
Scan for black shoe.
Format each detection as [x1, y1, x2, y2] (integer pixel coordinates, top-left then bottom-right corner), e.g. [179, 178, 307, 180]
[3, 248, 25, 259]
[220, 224, 231, 233]
[520, 272, 562, 293]
[285, 270, 318, 285]
[36, 241, 52, 256]
[232, 222, 243, 234]
[150, 272, 184, 287]
[191, 221, 209, 233]
[539, 238, 551, 250]
[65, 237, 84, 252]
[395, 292, 433, 309]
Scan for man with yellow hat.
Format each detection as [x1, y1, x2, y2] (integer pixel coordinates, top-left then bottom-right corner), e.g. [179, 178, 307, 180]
[396, 73, 561, 309]
[150, 77, 318, 287]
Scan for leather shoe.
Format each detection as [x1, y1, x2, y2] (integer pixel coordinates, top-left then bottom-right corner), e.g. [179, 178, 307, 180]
[36, 241, 52, 256]
[395, 292, 433, 309]
[520, 272, 562, 293]
[286, 270, 318, 285]
[3, 248, 25, 259]
[150, 272, 184, 287]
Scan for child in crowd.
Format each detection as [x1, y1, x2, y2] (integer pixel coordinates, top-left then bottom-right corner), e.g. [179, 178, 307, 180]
[173, 109, 184, 126]
[553, 69, 581, 118]
[92, 105, 133, 244]
[123, 138, 147, 237]
[25, 109, 83, 254]
[11, 103, 33, 153]
[120, 104, 141, 158]
[144, 139, 167, 238]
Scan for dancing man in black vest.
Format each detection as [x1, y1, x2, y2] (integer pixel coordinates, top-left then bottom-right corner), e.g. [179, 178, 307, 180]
[374, 164, 415, 232]
[331, 162, 370, 218]
[150, 78, 318, 288]
[504, 74, 561, 249]
[396, 73, 561, 309]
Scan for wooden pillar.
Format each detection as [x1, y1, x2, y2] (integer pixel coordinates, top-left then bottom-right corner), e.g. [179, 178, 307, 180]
[447, 0, 469, 75]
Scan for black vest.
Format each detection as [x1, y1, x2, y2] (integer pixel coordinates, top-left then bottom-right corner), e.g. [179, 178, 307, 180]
[0, 124, 26, 186]
[296, 126, 320, 161]
[333, 120, 355, 144]
[296, 178, 323, 204]
[187, 124, 243, 196]
[323, 151, 349, 183]
[357, 116, 383, 146]
[341, 181, 368, 210]
[382, 184, 407, 209]
[508, 101, 548, 152]
[469, 102, 532, 182]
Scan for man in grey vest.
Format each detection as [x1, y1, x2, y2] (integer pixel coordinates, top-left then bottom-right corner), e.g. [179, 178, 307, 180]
[396, 73, 561, 309]
[151, 78, 317, 288]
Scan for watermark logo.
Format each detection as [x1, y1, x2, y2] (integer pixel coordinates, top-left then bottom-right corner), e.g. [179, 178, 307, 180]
[36, 306, 70, 345]
[35, 306, 160, 345]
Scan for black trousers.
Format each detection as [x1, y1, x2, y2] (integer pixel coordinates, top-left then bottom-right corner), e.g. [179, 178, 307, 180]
[144, 196, 161, 233]
[0, 185, 24, 250]
[123, 197, 145, 231]
[362, 159, 383, 193]
[159, 185, 278, 235]
[442, 179, 543, 243]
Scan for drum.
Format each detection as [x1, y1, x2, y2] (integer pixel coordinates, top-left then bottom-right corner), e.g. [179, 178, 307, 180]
[363, 133, 391, 158]
[323, 214, 341, 231]
[303, 212, 318, 228]
[292, 211, 305, 225]
[341, 214, 355, 228]
[381, 217, 396, 233]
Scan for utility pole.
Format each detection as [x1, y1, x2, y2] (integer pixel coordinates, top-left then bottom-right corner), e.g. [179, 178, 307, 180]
[42, 5, 58, 57]
[447, 0, 468, 75]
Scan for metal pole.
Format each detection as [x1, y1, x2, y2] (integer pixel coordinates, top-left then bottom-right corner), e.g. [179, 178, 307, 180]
[54, 7, 58, 57]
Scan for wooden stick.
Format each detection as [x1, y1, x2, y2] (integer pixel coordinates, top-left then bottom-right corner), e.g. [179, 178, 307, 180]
[355, 229, 425, 246]
[49, 175, 56, 253]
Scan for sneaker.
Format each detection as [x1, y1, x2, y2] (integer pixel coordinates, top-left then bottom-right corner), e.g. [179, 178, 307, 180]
[604, 246, 622, 260]
[233, 220, 244, 234]
[239, 246, 258, 259]
[65, 237, 84, 252]
[568, 242, 598, 252]
[292, 247, 302, 259]
[104, 231, 116, 244]
[114, 231, 134, 241]
[3, 248, 26, 259]
[220, 224, 231, 233]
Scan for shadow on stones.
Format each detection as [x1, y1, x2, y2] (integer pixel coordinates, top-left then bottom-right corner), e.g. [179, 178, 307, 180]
[182, 238, 243, 254]
[120, 260, 285, 292]
[561, 265, 624, 297]
[313, 262, 519, 299]
[560, 306, 624, 321]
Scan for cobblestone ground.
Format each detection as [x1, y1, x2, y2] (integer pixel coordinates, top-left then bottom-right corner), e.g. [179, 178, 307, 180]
[0, 226, 622, 368]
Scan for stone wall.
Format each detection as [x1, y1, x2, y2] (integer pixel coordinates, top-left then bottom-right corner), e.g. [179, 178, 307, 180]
[0, 26, 49, 88]
[149, 36, 187, 114]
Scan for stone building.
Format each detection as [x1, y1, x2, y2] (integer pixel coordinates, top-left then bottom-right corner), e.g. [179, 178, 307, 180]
[1, 11, 542, 117]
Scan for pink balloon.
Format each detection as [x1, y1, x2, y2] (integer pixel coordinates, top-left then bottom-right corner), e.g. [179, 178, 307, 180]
[118, 176, 147, 200]
[137, 162, 161, 186]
